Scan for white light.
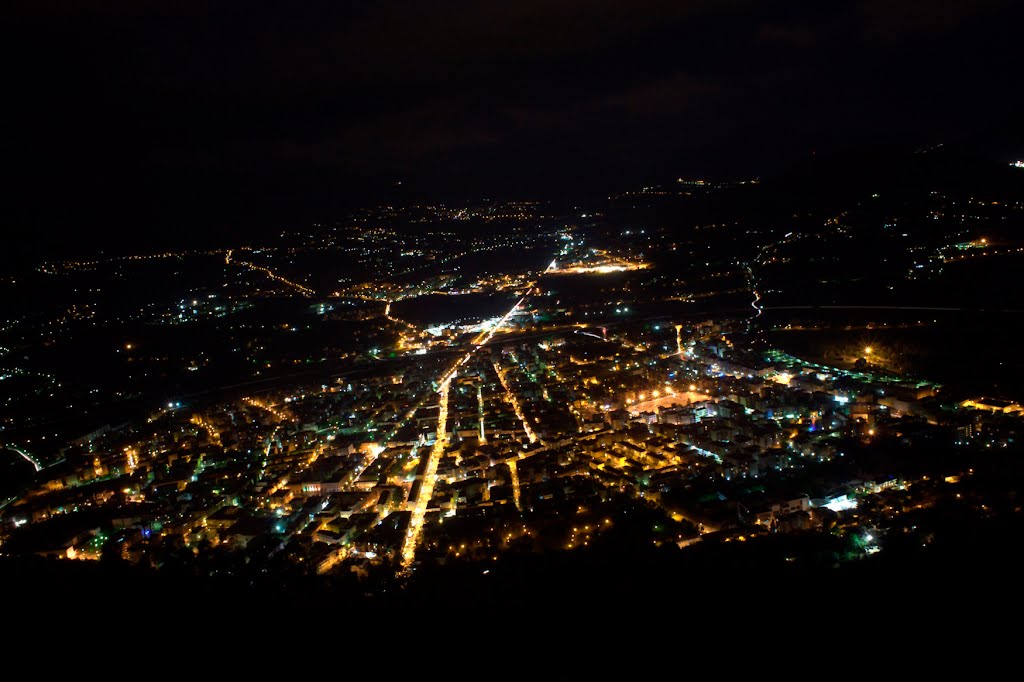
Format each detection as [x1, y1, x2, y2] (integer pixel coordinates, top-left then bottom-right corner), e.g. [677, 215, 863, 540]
[823, 496, 857, 512]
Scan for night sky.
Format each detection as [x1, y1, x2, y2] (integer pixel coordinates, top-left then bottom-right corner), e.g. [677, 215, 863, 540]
[5, 0, 1023, 250]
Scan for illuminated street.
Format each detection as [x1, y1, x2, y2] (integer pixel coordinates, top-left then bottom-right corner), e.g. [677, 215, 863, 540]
[228, 254, 316, 297]
[400, 375, 451, 567]
[493, 359, 538, 444]
[507, 459, 522, 511]
[477, 385, 487, 444]
[400, 273, 547, 566]
[6, 446, 42, 473]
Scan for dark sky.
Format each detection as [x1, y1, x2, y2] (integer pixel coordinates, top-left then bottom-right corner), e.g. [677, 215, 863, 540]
[4, 0, 1023, 249]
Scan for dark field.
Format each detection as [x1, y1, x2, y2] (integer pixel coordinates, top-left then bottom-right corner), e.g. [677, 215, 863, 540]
[393, 292, 518, 326]
[762, 309, 1024, 400]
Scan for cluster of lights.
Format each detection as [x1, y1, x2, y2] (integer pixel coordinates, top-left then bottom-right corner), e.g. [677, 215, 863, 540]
[124, 446, 139, 472]
[242, 397, 290, 421]
[230, 257, 315, 297]
[189, 414, 222, 445]
[15, 219, 983, 582]
[40, 249, 209, 275]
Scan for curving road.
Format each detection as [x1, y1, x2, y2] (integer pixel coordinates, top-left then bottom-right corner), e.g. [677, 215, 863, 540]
[6, 445, 43, 472]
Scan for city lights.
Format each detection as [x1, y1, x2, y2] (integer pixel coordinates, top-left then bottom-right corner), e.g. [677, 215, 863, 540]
[4, 0, 1020, 616]
[2, 147, 1017, 611]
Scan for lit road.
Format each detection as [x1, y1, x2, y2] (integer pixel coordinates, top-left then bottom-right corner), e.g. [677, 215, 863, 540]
[434, 294, 528, 389]
[574, 327, 647, 355]
[507, 459, 522, 511]
[189, 414, 222, 445]
[400, 375, 451, 567]
[493, 359, 538, 444]
[242, 396, 291, 421]
[228, 256, 316, 297]
[745, 264, 763, 319]
[477, 385, 487, 443]
[471, 296, 528, 349]
[384, 300, 421, 334]
[7, 446, 42, 473]
[349, 442, 387, 482]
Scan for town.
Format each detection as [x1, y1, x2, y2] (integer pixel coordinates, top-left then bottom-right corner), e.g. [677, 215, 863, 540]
[4, 216, 1020, 592]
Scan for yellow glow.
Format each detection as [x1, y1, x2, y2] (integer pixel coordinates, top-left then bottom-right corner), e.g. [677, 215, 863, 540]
[242, 397, 289, 421]
[401, 376, 452, 566]
[864, 346, 873, 355]
[124, 446, 139, 472]
[508, 460, 522, 511]
[494, 360, 538, 444]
